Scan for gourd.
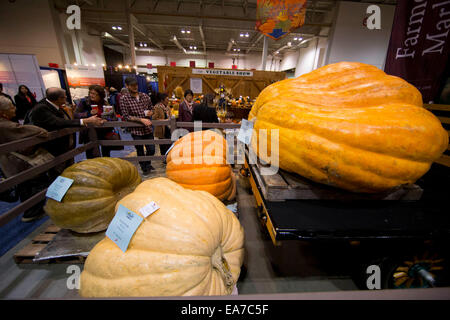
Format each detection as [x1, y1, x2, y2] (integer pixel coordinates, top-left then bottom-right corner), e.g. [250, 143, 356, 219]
[166, 130, 236, 201]
[248, 62, 448, 193]
[44, 158, 141, 233]
[79, 177, 245, 297]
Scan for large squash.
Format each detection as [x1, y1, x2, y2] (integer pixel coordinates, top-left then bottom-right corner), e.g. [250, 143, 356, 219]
[249, 62, 448, 193]
[44, 158, 141, 233]
[79, 177, 244, 297]
[166, 130, 236, 201]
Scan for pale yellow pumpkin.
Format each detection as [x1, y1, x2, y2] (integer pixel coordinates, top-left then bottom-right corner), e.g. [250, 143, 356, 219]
[79, 177, 245, 297]
[44, 158, 141, 233]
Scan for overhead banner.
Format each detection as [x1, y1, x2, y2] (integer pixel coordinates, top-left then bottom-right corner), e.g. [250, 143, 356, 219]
[384, 0, 450, 103]
[65, 64, 105, 101]
[256, 0, 307, 40]
[192, 69, 253, 77]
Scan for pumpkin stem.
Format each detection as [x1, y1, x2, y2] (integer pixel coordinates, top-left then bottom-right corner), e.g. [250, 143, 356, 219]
[211, 246, 234, 294]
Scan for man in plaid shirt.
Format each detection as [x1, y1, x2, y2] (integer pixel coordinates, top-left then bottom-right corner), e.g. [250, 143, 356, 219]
[120, 77, 155, 176]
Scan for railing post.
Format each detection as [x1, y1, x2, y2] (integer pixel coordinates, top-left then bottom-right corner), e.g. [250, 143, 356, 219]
[88, 127, 101, 157]
[170, 115, 177, 134]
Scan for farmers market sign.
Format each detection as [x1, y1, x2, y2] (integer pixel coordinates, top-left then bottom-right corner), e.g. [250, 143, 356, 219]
[192, 69, 253, 77]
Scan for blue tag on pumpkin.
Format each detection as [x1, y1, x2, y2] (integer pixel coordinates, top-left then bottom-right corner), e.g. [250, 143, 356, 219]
[46, 176, 74, 202]
[106, 205, 143, 253]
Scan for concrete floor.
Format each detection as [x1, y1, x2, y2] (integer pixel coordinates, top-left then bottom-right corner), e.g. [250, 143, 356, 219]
[0, 159, 359, 299]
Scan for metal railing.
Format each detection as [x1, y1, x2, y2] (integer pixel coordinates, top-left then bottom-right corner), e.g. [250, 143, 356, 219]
[0, 116, 241, 226]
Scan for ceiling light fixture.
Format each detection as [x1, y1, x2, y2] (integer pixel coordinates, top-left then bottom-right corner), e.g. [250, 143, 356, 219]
[117, 26, 122, 30]
[112, 26, 117, 30]
[118, 64, 122, 68]
[186, 30, 191, 34]
[181, 29, 185, 33]
[245, 33, 249, 37]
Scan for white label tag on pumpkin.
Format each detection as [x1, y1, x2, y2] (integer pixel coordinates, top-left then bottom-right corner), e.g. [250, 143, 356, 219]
[46, 176, 74, 202]
[165, 142, 175, 156]
[139, 201, 160, 218]
[106, 204, 143, 253]
[237, 119, 254, 145]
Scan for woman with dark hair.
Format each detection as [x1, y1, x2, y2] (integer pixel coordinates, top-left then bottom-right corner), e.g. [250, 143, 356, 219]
[194, 93, 219, 125]
[152, 92, 172, 156]
[74, 85, 116, 158]
[178, 89, 195, 132]
[14, 85, 37, 121]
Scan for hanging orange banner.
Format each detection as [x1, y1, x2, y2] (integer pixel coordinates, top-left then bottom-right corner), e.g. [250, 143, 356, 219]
[256, 0, 307, 40]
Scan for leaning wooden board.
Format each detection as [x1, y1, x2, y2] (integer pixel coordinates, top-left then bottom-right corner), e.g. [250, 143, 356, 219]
[249, 157, 423, 202]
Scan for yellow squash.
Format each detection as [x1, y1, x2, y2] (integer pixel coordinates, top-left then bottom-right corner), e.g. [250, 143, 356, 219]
[44, 158, 141, 233]
[80, 177, 244, 297]
[249, 62, 448, 193]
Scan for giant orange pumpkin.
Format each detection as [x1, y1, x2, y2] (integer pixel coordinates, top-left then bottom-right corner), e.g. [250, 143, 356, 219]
[248, 62, 448, 193]
[166, 130, 235, 201]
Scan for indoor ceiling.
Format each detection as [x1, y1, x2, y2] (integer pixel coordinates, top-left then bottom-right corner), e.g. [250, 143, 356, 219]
[53, 0, 397, 57]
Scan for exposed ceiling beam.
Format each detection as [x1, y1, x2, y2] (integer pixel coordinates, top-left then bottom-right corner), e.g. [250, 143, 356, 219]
[246, 33, 264, 54]
[102, 32, 130, 48]
[171, 35, 187, 53]
[199, 24, 207, 53]
[130, 14, 164, 50]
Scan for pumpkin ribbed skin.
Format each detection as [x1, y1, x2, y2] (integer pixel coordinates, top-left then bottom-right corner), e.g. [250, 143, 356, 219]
[249, 62, 448, 193]
[79, 177, 244, 297]
[44, 158, 141, 233]
[166, 130, 235, 201]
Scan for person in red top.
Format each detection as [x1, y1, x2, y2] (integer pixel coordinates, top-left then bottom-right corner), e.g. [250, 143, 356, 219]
[119, 77, 155, 176]
[14, 85, 37, 121]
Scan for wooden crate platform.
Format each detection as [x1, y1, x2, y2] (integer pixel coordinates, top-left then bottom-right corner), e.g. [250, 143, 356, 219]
[13, 224, 86, 264]
[249, 160, 423, 202]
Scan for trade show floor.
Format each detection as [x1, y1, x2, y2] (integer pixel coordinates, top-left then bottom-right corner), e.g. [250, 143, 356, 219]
[0, 167, 358, 299]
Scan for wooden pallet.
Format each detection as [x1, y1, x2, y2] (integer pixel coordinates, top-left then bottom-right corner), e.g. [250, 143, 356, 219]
[13, 224, 86, 264]
[249, 160, 423, 202]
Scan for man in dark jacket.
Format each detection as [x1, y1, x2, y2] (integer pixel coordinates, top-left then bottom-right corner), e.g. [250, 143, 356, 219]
[26, 87, 104, 159]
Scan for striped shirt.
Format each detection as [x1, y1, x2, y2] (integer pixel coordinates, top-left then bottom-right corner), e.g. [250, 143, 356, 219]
[119, 93, 153, 135]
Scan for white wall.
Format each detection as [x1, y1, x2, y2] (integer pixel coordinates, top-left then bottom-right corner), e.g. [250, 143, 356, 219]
[280, 51, 299, 71]
[135, 51, 265, 70]
[326, 1, 395, 69]
[0, 0, 65, 67]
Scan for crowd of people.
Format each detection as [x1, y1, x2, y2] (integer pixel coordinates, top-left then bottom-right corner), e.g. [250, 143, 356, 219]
[0, 78, 220, 223]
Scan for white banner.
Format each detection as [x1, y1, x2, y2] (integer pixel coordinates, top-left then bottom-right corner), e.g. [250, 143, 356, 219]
[190, 77, 203, 93]
[192, 69, 253, 77]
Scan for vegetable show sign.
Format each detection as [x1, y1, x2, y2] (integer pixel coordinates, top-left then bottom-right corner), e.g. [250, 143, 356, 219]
[256, 0, 307, 40]
[384, 0, 450, 102]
